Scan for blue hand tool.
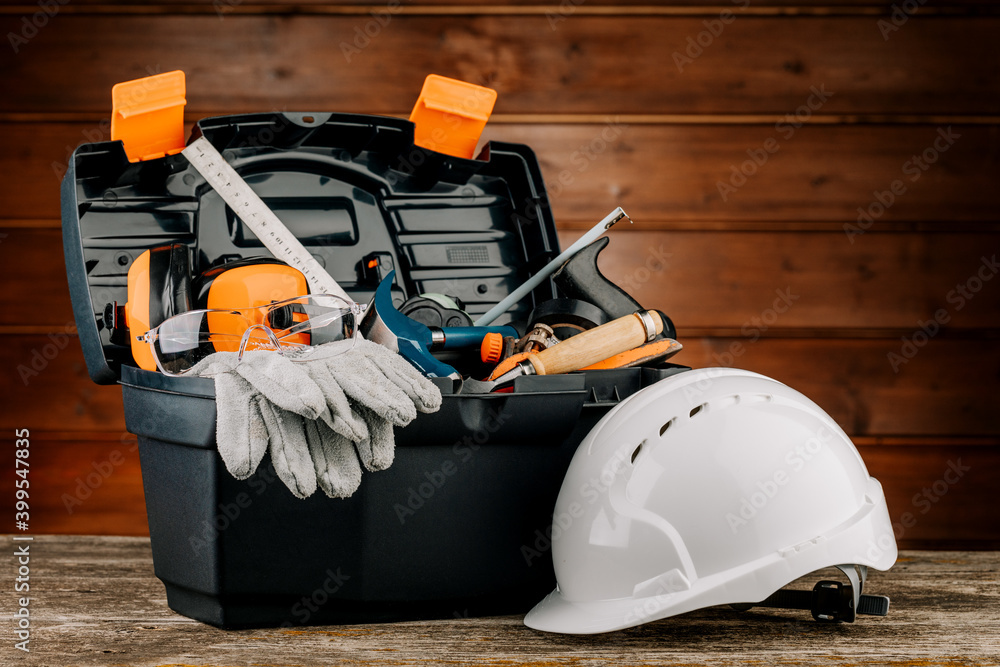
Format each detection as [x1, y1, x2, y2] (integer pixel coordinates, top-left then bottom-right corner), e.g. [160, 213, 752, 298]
[359, 271, 518, 384]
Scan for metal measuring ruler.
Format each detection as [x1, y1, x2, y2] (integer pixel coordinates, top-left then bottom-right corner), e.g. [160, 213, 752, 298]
[181, 136, 352, 302]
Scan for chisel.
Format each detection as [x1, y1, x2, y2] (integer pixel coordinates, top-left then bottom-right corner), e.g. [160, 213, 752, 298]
[459, 310, 663, 394]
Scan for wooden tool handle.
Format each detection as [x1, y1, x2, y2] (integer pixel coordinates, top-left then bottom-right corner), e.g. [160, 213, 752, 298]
[526, 311, 663, 376]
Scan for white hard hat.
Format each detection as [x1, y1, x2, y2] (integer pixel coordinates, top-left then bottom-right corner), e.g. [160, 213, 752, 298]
[525, 368, 897, 634]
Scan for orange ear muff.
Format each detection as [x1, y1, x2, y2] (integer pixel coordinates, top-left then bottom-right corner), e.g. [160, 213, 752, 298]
[126, 253, 307, 370]
[124, 251, 154, 371]
[193, 258, 309, 311]
[193, 259, 309, 350]
[125, 244, 193, 371]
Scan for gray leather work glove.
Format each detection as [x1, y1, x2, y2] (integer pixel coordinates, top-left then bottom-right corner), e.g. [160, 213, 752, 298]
[305, 417, 363, 499]
[255, 402, 316, 499]
[291, 337, 443, 472]
[190, 351, 326, 498]
[189, 337, 442, 499]
[210, 368, 270, 480]
[354, 338, 444, 415]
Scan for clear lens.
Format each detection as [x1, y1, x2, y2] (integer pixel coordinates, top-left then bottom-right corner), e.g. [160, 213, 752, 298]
[262, 295, 358, 345]
[149, 311, 249, 374]
[146, 294, 359, 375]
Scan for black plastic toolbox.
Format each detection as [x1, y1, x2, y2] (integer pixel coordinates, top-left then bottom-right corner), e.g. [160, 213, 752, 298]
[62, 111, 688, 628]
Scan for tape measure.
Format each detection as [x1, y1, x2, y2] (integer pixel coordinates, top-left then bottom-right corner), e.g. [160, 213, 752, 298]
[181, 136, 352, 302]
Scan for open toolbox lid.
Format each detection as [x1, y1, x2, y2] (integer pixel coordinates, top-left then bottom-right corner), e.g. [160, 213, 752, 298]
[62, 110, 560, 385]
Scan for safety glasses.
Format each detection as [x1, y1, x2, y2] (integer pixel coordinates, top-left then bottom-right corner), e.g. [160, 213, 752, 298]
[137, 295, 364, 376]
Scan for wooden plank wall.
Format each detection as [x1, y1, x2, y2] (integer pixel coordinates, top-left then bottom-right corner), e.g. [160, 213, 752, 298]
[0, 1, 997, 548]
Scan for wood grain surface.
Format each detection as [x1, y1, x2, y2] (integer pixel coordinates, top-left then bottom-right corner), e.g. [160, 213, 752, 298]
[7, 123, 999, 223]
[3, 14, 1000, 115]
[0, 537, 996, 666]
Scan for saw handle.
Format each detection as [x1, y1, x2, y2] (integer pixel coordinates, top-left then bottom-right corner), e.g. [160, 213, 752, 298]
[525, 311, 663, 376]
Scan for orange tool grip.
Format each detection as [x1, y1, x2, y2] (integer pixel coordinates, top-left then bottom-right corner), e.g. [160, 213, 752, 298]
[480, 332, 505, 364]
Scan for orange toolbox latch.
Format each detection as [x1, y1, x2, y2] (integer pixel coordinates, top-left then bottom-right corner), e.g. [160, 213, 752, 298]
[111, 70, 187, 162]
[408, 74, 498, 160]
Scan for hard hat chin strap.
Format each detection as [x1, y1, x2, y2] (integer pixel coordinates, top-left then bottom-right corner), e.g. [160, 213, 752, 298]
[837, 563, 866, 617]
[735, 564, 890, 622]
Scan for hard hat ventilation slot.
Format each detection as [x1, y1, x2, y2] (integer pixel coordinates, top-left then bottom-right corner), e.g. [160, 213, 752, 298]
[689, 404, 706, 418]
[630, 441, 645, 464]
[659, 418, 676, 437]
[713, 394, 741, 411]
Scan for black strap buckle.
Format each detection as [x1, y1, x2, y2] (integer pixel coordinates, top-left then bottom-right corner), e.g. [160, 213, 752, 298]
[735, 571, 890, 623]
[103, 301, 129, 346]
[812, 580, 855, 622]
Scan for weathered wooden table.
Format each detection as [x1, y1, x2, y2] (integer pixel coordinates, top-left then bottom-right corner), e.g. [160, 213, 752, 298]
[4, 536, 997, 666]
